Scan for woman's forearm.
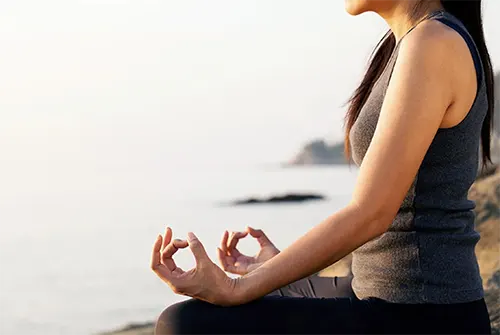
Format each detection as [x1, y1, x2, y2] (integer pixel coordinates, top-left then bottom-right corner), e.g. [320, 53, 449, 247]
[235, 202, 390, 303]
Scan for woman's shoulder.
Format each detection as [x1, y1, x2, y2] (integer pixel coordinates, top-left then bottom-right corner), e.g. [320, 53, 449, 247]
[397, 17, 477, 93]
[399, 18, 470, 62]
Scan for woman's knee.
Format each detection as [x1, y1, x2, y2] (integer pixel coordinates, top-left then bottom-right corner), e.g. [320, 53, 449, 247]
[154, 299, 209, 335]
[155, 301, 186, 335]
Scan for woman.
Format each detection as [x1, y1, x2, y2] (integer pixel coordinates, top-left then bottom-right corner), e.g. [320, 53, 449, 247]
[151, 0, 495, 333]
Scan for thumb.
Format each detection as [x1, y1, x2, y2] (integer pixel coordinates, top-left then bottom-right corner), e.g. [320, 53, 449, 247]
[187, 232, 210, 264]
[247, 226, 274, 247]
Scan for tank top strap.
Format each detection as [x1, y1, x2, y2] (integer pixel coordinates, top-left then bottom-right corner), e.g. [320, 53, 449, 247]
[392, 9, 483, 87]
[390, 9, 445, 61]
[400, 9, 446, 42]
[433, 11, 484, 86]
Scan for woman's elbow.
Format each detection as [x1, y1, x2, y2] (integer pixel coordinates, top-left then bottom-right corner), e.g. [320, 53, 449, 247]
[349, 200, 396, 237]
[370, 214, 394, 236]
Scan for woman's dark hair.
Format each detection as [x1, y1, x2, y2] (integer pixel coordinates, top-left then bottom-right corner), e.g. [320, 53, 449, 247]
[344, 0, 495, 167]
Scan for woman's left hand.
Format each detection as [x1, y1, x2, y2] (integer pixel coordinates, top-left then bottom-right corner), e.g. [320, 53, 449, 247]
[150, 227, 241, 306]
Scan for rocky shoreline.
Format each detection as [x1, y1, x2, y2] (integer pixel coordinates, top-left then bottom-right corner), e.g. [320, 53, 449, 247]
[100, 322, 155, 335]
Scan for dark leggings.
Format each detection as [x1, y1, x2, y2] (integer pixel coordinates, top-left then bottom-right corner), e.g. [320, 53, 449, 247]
[155, 275, 491, 334]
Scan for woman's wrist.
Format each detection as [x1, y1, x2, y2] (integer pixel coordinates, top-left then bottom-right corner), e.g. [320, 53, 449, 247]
[228, 251, 282, 305]
[230, 275, 253, 305]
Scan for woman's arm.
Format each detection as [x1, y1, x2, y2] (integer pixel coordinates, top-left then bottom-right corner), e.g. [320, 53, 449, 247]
[234, 22, 464, 304]
[235, 203, 379, 302]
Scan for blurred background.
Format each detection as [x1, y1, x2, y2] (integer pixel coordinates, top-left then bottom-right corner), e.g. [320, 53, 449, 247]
[0, 1, 498, 334]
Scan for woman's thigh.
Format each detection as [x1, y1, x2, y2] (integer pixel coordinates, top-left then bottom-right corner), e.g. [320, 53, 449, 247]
[269, 275, 355, 299]
[155, 295, 373, 335]
[377, 298, 492, 334]
[154, 295, 491, 335]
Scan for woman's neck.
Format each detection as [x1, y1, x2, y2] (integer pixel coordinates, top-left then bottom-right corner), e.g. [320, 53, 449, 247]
[379, 1, 444, 43]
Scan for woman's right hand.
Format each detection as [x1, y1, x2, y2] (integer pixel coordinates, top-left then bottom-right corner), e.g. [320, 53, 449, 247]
[216, 226, 280, 275]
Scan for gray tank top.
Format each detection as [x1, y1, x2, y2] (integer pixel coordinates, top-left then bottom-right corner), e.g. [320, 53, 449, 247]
[349, 10, 488, 304]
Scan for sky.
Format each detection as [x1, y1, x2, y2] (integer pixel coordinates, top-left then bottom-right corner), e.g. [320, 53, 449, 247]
[0, 0, 499, 192]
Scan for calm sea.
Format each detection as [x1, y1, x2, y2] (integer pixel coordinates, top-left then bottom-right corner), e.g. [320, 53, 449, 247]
[0, 164, 358, 335]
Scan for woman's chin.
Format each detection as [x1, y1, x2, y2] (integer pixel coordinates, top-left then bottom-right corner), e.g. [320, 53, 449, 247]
[344, 0, 374, 16]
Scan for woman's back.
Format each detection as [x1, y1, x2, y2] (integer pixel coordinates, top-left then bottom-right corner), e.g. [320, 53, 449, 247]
[349, 10, 488, 304]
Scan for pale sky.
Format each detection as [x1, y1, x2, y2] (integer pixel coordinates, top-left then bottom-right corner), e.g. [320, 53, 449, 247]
[0, 0, 499, 197]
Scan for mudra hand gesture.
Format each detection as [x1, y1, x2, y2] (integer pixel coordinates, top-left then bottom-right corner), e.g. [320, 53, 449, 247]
[150, 227, 239, 306]
[216, 226, 280, 275]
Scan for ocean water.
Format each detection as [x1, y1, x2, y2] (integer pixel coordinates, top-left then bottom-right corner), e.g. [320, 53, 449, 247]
[0, 164, 358, 335]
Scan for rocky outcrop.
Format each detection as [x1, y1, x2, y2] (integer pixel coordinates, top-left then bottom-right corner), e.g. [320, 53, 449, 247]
[494, 72, 500, 135]
[287, 140, 347, 166]
[469, 167, 500, 334]
[231, 193, 326, 205]
[485, 271, 500, 335]
[490, 133, 500, 165]
[470, 167, 500, 286]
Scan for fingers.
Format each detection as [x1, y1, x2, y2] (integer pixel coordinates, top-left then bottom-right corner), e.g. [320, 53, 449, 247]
[247, 226, 274, 247]
[217, 243, 236, 274]
[161, 239, 188, 263]
[217, 247, 230, 270]
[187, 232, 210, 264]
[217, 247, 241, 275]
[161, 227, 173, 252]
[151, 234, 163, 271]
[151, 232, 189, 297]
[161, 239, 188, 273]
[220, 230, 247, 257]
[220, 230, 229, 254]
[227, 231, 248, 254]
[156, 227, 188, 273]
[151, 235, 179, 279]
